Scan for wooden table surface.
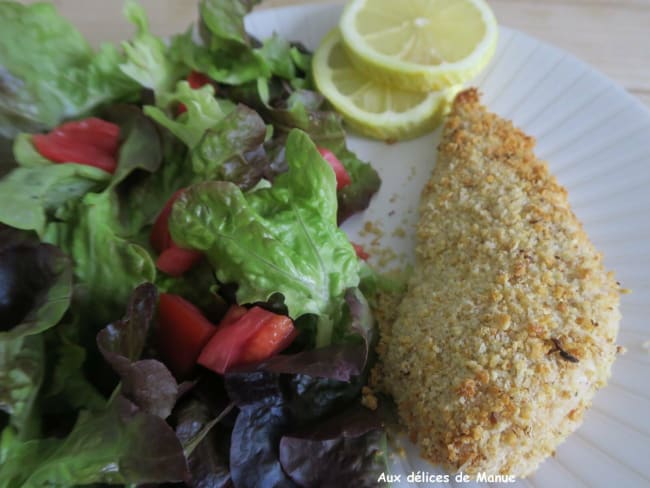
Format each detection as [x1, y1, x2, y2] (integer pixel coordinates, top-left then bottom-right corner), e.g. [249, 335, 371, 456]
[23, 0, 650, 108]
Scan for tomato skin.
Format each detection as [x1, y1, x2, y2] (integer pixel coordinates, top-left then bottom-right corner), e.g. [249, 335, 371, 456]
[317, 147, 352, 190]
[351, 242, 370, 261]
[155, 245, 203, 277]
[220, 304, 248, 326]
[32, 117, 121, 173]
[237, 314, 297, 364]
[187, 71, 212, 89]
[150, 189, 203, 276]
[157, 293, 218, 378]
[150, 189, 186, 253]
[198, 306, 297, 374]
[54, 118, 120, 153]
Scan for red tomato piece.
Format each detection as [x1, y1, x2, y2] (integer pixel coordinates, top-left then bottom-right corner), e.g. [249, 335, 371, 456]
[351, 242, 370, 261]
[150, 189, 187, 253]
[32, 117, 121, 173]
[156, 245, 203, 277]
[150, 189, 204, 276]
[54, 118, 121, 153]
[198, 306, 297, 374]
[237, 314, 297, 364]
[317, 147, 352, 190]
[187, 71, 212, 89]
[157, 293, 218, 378]
[220, 304, 248, 326]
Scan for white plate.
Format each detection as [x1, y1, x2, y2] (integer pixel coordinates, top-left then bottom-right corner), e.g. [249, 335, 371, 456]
[247, 3, 650, 488]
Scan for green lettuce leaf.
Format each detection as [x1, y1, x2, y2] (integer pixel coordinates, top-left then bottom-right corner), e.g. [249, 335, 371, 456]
[220, 86, 382, 222]
[190, 104, 269, 189]
[170, 27, 268, 86]
[0, 135, 110, 235]
[168, 0, 313, 87]
[263, 90, 381, 222]
[103, 104, 163, 188]
[144, 81, 233, 148]
[0, 335, 44, 440]
[0, 1, 138, 137]
[0, 135, 17, 178]
[42, 338, 106, 414]
[258, 34, 297, 80]
[40, 104, 166, 326]
[199, 0, 260, 47]
[169, 129, 360, 346]
[0, 396, 188, 488]
[119, 1, 185, 95]
[43, 191, 156, 328]
[0, 225, 73, 438]
[102, 104, 164, 235]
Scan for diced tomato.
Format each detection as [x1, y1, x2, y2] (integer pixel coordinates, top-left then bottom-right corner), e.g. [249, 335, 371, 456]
[351, 242, 370, 261]
[157, 293, 218, 378]
[317, 147, 352, 190]
[187, 71, 212, 89]
[150, 189, 186, 253]
[238, 314, 297, 364]
[150, 189, 202, 276]
[198, 306, 297, 374]
[178, 71, 214, 114]
[220, 304, 248, 326]
[54, 118, 121, 153]
[156, 245, 203, 277]
[32, 117, 121, 173]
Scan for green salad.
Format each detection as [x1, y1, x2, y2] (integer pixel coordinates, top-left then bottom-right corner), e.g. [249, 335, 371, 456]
[0, 1, 392, 487]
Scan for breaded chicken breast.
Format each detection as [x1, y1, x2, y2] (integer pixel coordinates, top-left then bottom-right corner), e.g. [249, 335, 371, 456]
[374, 89, 621, 477]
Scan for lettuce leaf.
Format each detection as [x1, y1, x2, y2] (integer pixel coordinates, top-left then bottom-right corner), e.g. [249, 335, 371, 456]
[225, 367, 384, 488]
[172, 0, 269, 85]
[0, 284, 190, 488]
[0, 135, 110, 235]
[169, 130, 360, 346]
[168, 0, 311, 87]
[0, 225, 72, 438]
[119, 1, 185, 95]
[144, 81, 233, 148]
[0, 225, 72, 337]
[0, 396, 188, 488]
[0, 1, 138, 137]
[190, 104, 269, 189]
[221, 86, 382, 222]
[173, 396, 232, 488]
[279, 405, 384, 488]
[0, 335, 44, 440]
[41, 338, 106, 415]
[40, 104, 166, 326]
[96, 283, 179, 419]
[43, 191, 156, 328]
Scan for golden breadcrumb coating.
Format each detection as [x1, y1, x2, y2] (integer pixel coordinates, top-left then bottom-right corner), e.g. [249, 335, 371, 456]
[373, 88, 621, 477]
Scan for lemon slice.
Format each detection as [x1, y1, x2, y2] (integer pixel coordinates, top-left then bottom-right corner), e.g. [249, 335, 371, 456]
[313, 29, 458, 141]
[339, 0, 498, 91]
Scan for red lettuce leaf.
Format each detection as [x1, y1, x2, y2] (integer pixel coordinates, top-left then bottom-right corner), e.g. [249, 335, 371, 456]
[279, 405, 384, 488]
[0, 224, 72, 336]
[96, 283, 179, 419]
[174, 397, 232, 488]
